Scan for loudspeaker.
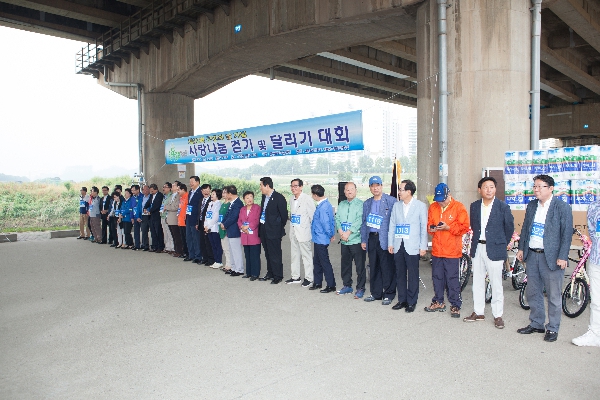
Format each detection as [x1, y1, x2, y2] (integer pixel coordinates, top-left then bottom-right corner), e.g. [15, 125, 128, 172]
[338, 182, 347, 204]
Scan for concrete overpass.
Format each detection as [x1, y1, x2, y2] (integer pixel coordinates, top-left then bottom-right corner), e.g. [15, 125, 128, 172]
[2, 0, 599, 204]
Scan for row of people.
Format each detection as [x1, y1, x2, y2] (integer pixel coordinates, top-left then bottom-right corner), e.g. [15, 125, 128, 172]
[77, 173, 600, 346]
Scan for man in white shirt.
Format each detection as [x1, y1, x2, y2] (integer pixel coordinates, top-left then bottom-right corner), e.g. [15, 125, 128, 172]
[286, 178, 316, 286]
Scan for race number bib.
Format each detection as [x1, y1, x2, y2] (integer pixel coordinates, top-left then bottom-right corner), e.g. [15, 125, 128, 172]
[260, 210, 266, 224]
[79, 200, 86, 207]
[186, 205, 192, 215]
[395, 224, 410, 239]
[89, 204, 93, 212]
[218, 214, 224, 223]
[115, 209, 121, 217]
[243, 221, 254, 235]
[177, 208, 180, 216]
[159, 205, 164, 213]
[531, 222, 545, 240]
[291, 214, 301, 226]
[341, 222, 351, 232]
[366, 213, 383, 230]
[206, 211, 213, 219]
[596, 219, 600, 238]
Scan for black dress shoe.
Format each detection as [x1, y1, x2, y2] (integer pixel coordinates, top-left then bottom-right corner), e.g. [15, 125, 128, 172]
[392, 301, 409, 310]
[204, 261, 213, 266]
[258, 275, 273, 281]
[183, 257, 192, 261]
[110, 244, 117, 248]
[319, 286, 336, 293]
[517, 325, 545, 334]
[192, 259, 202, 264]
[242, 275, 250, 278]
[271, 278, 282, 284]
[143, 248, 150, 251]
[249, 276, 257, 281]
[224, 269, 232, 274]
[149, 249, 156, 253]
[544, 331, 558, 342]
[309, 284, 323, 290]
[230, 271, 242, 277]
[405, 304, 416, 313]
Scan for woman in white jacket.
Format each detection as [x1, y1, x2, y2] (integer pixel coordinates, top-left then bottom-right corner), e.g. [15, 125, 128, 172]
[204, 189, 223, 268]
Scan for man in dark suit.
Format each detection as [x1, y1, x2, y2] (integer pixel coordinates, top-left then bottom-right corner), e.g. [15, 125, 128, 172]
[185, 176, 203, 263]
[258, 176, 288, 284]
[145, 183, 165, 252]
[198, 183, 215, 266]
[517, 174, 573, 342]
[99, 186, 112, 244]
[464, 177, 514, 329]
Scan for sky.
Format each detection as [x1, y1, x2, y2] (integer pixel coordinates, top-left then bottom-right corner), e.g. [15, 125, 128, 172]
[0, 26, 415, 181]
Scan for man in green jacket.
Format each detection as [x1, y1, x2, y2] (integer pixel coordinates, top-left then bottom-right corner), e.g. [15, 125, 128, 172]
[334, 182, 367, 298]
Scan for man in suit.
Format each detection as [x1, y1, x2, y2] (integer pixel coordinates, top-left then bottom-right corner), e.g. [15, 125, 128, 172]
[137, 185, 151, 251]
[220, 185, 244, 276]
[100, 186, 112, 244]
[309, 184, 336, 293]
[258, 176, 288, 284]
[360, 176, 397, 305]
[464, 177, 514, 328]
[198, 184, 215, 266]
[286, 178, 316, 286]
[144, 183, 165, 253]
[184, 176, 203, 263]
[387, 179, 428, 313]
[517, 174, 573, 342]
[335, 182, 366, 298]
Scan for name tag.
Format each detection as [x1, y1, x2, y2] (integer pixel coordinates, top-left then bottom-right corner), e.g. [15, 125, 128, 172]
[366, 213, 383, 229]
[89, 204, 93, 211]
[531, 221, 545, 240]
[160, 205, 164, 213]
[133, 209, 138, 217]
[395, 224, 410, 239]
[80, 200, 85, 207]
[207, 211, 213, 219]
[115, 210, 121, 217]
[596, 219, 600, 238]
[243, 221, 254, 234]
[260, 210, 266, 224]
[186, 205, 192, 215]
[291, 214, 301, 226]
[218, 214, 224, 223]
[341, 222, 351, 232]
[177, 208, 180, 217]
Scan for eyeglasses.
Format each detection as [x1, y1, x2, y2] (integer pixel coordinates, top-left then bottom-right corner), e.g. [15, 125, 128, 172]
[290, 185, 300, 188]
[532, 185, 549, 189]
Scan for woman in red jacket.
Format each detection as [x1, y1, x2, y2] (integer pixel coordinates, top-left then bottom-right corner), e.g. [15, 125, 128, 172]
[238, 190, 262, 280]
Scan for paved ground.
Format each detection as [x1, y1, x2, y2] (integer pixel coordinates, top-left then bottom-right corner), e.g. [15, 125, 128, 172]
[1, 233, 599, 399]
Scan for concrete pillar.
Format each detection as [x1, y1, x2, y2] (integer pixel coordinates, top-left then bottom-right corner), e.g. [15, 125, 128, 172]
[417, 0, 531, 206]
[143, 93, 195, 186]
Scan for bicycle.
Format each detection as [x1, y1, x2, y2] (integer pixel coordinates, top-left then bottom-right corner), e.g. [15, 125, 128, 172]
[459, 229, 473, 292]
[482, 232, 520, 304]
[562, 228, 592, 318]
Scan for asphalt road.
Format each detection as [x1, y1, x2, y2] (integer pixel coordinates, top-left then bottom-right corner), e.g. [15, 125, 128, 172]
[1, 235, 598, 399]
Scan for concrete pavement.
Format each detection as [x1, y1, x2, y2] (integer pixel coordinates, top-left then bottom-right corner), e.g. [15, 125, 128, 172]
[1, 235, 598, 399]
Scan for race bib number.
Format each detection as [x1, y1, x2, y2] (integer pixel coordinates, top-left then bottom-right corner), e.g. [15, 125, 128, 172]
[115, 209, 121, 217]
[133, 208, 138, 217]
[291, 214, 301, 226]
[177, 208, 180, 217]
[531, 222, 545, 240]
[79, 200, 85, 207]
[260, 210, 266, 224]
[218, 214, 224, 223]
[159, 205, 164, 213]
[366, 213, 383, 230]
[243, 221, 254, 234]
[596, 219, 600, 238]
[206, 211, 213, 219]
[341, 222, 351, 232]
[186, 205, 192, 215]
[395, 224, 410, 239]
[89, 204, 93, 211]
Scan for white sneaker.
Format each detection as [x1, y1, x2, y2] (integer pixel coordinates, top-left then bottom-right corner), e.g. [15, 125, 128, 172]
[572, 330, 600, 347]
[210, 262, 222, 269]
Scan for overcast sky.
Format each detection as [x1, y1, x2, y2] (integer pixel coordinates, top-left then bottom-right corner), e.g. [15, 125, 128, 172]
[0, 26, 415, 181]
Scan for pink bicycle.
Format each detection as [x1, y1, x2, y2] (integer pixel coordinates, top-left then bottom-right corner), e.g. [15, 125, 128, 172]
[562, 229, 592, 318]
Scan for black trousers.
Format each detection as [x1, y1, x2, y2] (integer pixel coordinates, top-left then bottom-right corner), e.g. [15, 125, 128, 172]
[341, 243, 366, 290]
[179, 226, 188, 256]
[169, 224, 184, 255]
[261, 236, 283, 280]
[149, 214, 164, 251]
[199, 226, 214, 263]
[141, 216, 150, 250]
[109, 216, 118, 246]
[123, 221, 133, 246]
[367, 233, 396, 300]
[394, 241, 420, 305]
[101, 216, 109, 243]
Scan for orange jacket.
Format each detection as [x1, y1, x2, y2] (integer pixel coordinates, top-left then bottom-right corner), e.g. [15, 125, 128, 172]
[428, 197, 469, 258]
[177, 192, 188, 227]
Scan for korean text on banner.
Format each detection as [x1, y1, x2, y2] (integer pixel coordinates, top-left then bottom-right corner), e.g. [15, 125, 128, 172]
[164, 111, 364, 164]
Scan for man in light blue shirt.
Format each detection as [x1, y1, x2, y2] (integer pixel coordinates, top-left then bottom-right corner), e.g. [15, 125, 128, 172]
[309, 184, 336, 293]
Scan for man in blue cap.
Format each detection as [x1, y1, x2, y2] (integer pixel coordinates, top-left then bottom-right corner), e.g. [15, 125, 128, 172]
[360, 175, 397, 304]
[426, 182, 470, 318]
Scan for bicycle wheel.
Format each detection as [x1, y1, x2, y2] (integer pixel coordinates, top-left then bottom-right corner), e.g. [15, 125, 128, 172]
[511, 260, 526, 290]
[459, 254, 472, 292]
[485, 279, 492, 303]
[519, 282, 530, 310]
[562, 278, 590, 318]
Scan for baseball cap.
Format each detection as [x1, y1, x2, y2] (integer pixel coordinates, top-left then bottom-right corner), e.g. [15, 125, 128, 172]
[369, 176, 383, 185]
[433, 183, 450, 202]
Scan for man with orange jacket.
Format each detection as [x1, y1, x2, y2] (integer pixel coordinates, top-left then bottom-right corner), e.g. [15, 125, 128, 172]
[425, 183, 470, 318]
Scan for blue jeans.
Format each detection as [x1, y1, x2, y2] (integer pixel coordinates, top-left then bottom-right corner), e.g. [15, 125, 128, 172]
[186, 223, 201, 261]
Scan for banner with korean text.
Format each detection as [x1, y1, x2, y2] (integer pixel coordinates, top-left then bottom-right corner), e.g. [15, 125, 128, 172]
[164, 111, 363, 164]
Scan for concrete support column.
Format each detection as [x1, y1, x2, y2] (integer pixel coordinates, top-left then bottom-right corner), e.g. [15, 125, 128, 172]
[417, 0, 531, 206]
[143, 93, 195, 186]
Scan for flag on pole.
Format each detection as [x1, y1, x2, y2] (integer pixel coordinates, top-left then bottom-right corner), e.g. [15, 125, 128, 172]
[390, 158, 402, 199]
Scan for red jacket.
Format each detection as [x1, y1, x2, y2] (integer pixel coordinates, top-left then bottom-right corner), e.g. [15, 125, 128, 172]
[428, 197, 469, 258]
[238, 204, 261, 246]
